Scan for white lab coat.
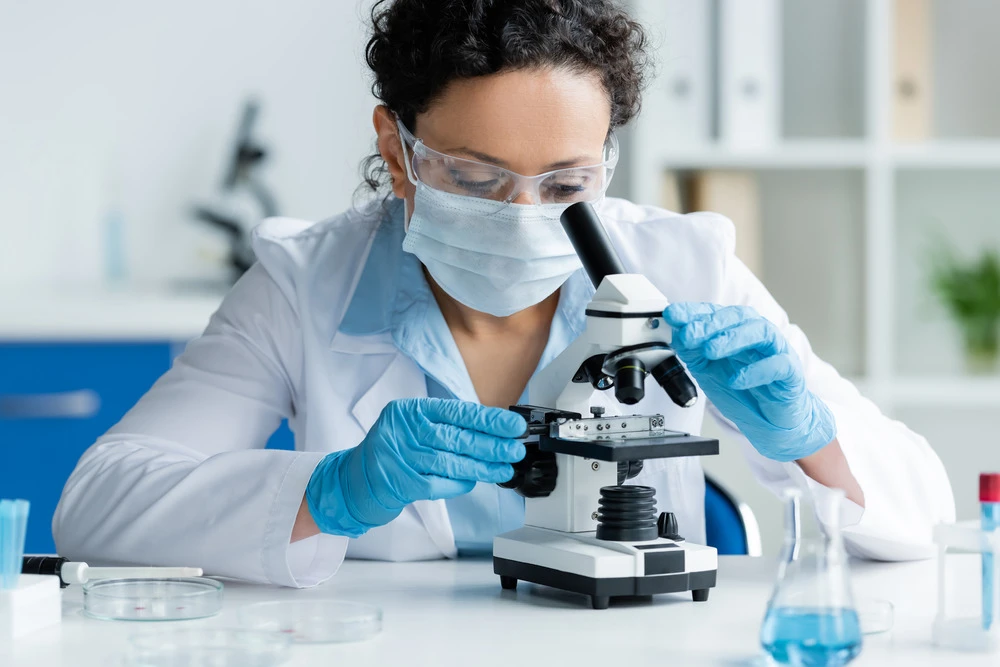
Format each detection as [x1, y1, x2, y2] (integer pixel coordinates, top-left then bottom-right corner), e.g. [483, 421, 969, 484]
[53, 197, 955, 587]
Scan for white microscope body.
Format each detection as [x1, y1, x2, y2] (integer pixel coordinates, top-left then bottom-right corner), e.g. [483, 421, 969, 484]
[492, 203, 719, 610]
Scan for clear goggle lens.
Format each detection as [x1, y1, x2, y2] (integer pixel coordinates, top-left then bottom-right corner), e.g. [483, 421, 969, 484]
[397, 120, 617, 216]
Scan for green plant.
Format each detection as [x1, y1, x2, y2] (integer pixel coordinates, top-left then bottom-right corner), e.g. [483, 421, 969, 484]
[929, 243, 1000, 372]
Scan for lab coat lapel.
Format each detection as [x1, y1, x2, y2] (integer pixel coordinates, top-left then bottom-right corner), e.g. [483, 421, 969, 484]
[330, 331, 458, 559]
[350, 353, 418, 435]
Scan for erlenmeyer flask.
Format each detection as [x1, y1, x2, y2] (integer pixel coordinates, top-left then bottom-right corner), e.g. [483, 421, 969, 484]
[760, 488, 862, 666]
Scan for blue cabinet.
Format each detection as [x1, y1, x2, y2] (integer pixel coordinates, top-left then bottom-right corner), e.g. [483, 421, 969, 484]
[0, 343, 172, 553]
[0, 342, 295, 553]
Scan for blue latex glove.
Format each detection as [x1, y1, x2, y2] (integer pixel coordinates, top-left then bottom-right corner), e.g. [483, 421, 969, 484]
[663, 303, 836, 463]
[306, 398, 527, 536]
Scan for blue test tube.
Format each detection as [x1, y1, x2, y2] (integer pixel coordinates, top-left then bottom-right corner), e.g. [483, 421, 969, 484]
[0, 499, 31, 590]
[981, 473, 1000, 630]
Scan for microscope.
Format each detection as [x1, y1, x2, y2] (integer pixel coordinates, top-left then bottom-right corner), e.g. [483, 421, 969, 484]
[493, 202, 720, 610]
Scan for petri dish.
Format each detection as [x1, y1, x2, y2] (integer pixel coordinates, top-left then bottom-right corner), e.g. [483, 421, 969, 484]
[127, 629, 291, 667]
[237, 600, 382, 643]
[856, 597, 894, 635]
[84, 578, 224, 621]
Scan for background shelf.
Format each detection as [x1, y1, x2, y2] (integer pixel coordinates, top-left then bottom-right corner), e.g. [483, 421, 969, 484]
[894, 405, 1000, 521]
[629, 0, 1000, 550]
[894, 169, 1000, 377]
[658, 142, 1000, 171]
[758, 169, 867, 377]
[657, 141, 869, 170]
[889, 377, 1000, 407]
[890, 142, 1000, 168]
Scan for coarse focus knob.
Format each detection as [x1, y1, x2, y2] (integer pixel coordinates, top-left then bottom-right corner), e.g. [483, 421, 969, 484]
[498, 443, 557, 498]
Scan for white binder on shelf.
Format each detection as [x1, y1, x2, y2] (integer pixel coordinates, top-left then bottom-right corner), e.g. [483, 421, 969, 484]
[893, 0, 932, 141]
[690, 171, 762, 275]
[718, 0, 781, 149]
[629, 0, 712, 207]
[660, 170, 684, 214]
[634, 0, 712, 147]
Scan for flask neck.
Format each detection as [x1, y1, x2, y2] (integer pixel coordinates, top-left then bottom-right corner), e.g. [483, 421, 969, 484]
[780, 489, 847, 558]
[783, 492, 801, 543]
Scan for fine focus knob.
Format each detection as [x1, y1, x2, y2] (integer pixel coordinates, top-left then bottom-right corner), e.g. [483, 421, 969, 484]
[657, 511, 684, 542]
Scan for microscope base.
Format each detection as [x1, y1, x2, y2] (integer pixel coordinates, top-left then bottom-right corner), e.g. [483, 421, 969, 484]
[493, 526, 718, 610]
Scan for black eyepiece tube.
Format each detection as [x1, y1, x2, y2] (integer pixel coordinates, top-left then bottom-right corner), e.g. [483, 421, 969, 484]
[560, 202, 626, 288]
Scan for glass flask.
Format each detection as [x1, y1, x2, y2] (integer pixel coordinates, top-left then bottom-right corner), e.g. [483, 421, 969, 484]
[760, 488, 862, 667]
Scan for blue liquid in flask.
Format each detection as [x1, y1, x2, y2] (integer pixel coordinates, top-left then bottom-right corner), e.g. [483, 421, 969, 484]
[761, 607, 862, 667]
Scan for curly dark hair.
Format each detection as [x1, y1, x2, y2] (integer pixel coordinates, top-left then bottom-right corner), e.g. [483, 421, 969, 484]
[359, 0, 649, 193]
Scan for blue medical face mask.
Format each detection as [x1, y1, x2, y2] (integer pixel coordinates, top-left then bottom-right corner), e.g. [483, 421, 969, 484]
[402, 183, 584, 317]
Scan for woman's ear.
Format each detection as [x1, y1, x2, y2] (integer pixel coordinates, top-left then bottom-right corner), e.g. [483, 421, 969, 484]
[373, 105, 408, 200]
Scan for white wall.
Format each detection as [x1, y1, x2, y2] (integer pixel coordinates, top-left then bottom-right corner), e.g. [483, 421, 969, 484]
[0, 0, 377, 286]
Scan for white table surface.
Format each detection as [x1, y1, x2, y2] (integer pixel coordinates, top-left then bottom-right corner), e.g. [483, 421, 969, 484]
[0, 286, 224, 341]
[2, 554, 997, 666]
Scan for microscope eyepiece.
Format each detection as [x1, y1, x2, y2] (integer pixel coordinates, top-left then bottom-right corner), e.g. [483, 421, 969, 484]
[560, 202, 626, 288]
[651, 355, 699, 408]
[612, 358, 647, 405]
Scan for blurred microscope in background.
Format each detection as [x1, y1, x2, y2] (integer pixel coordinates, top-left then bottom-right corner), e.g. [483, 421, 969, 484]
[192, 99, 279, 285]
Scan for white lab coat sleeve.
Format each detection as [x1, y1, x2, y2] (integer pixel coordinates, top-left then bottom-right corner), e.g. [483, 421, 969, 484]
[716, 252, 956, 560]
[52, 264, 348, 587]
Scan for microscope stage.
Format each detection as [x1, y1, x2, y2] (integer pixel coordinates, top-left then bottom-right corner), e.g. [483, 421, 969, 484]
[540, 430, 719, 462]
[493, 526, 718, 609]
[511, 407, 720, 462]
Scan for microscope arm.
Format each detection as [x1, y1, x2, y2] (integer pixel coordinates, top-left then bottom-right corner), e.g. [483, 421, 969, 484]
[529, 336, 610, 412]
[528, 270, 681, 415]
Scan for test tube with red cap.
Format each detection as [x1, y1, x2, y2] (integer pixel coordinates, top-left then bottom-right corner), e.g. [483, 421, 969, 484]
[980, 473, 1000, 630]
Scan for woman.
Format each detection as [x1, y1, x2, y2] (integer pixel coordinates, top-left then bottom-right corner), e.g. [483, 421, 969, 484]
[54, 0, 954, 587]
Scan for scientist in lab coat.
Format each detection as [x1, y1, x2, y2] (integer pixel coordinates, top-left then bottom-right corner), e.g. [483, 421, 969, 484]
[54, 0, 954, 587]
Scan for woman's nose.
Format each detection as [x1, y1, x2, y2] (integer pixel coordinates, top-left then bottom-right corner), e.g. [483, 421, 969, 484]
[511, 191, 538, 206]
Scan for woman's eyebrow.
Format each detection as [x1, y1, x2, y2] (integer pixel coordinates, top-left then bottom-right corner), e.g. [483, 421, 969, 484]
[445, 146, 510, 168]
[543, 156, 595, 170]
[445, 147, 599, 171]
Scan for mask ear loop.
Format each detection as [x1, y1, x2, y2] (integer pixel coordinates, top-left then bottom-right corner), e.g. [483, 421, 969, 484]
[395, 119, 420, 185]
[394, 118, 421, 232]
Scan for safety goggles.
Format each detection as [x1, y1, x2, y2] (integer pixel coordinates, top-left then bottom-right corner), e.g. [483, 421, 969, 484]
[396, 118, 618, 216]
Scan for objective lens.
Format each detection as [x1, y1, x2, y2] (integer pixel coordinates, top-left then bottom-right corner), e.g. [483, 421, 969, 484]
[651, 355, 698, 408]
[613, 358, 646, 405]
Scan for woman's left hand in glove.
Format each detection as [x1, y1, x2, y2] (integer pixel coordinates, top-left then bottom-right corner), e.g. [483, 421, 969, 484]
[662, 302, 837, 463]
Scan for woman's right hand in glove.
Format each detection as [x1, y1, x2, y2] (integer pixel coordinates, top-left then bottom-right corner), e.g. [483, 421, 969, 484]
[305, 398, 527, 536]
